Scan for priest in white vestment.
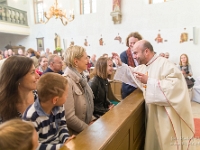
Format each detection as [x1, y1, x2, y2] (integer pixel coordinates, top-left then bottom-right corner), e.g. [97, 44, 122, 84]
[113, 40, 195, 150]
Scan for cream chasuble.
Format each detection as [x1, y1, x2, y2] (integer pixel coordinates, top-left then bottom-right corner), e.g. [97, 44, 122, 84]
[114, 55, 195, 150]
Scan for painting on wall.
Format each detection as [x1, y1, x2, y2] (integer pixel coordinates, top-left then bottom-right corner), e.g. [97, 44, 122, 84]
[36, 37, 44, 51]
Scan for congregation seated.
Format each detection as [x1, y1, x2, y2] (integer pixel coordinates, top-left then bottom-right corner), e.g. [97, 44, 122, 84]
[36, 56, 48, 75]
[23, 73, 73, 150]
[0, 119, 39, 150]
[89, 57, 114, 118]
[27, 48, 40, 68]
[0, 56, 39, 123]
[63, 45, 95, 135]
[43, 54, 64, 75]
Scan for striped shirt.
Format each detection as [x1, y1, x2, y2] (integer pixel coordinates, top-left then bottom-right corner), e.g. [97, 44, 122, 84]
[22, 98, 69, 150]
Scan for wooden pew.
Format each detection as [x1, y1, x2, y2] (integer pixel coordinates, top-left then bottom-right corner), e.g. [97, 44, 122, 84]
[108, 80, 122, 102]
[61, 89, 145, 150]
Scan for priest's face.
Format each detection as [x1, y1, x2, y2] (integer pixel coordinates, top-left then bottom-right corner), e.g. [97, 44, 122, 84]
[133, 44, 147, 65]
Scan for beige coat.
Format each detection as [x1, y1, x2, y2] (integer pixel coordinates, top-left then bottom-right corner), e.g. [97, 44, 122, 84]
[63, 67, 94, 135]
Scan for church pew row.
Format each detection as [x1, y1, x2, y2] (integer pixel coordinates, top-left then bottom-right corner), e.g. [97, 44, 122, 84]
[108, 80, 123, 102]
[61, 89, 145, 150]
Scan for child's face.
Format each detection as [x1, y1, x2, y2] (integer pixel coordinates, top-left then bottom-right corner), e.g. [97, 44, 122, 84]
[56, 86, 68, 106]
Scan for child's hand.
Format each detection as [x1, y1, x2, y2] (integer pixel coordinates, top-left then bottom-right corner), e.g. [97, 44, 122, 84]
[64, 135, 76, 144]
[109, 104, 114, 110]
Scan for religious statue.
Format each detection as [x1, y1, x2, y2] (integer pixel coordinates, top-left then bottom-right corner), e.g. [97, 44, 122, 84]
[99, 38, 104, 46]
[54, 33, 61, 49]
[70, 41, 74, 47]
[114, 33, 122, 43]
[180, 33, 188, 43]
[110, 0, 122, 24]
[84, 39, 88, 46]
[113, 0, 121, 12]
[155, 33, 163, 43]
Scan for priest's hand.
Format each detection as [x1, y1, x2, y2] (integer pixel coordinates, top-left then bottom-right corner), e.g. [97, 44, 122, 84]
[134, 71, 148, 84]
[112, 52, 122, 66]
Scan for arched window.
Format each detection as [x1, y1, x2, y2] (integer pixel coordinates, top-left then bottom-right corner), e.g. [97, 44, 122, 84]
[80, 0, 96, 14]
[33, 0, 44, 23]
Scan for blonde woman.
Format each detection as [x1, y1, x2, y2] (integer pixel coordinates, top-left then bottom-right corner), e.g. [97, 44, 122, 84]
[63, 45, 94, 135]
[0, 119, 38, 150]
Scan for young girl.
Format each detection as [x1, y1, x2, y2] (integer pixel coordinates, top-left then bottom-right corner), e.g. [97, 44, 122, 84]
[36, 56, 48, 75]
[89, 57, 114, 118]
[179, 54, 194, 89]
[179, 54, 193, 77]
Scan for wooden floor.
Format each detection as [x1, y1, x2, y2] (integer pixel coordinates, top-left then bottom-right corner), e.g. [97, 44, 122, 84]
[191, 101, 200, 150]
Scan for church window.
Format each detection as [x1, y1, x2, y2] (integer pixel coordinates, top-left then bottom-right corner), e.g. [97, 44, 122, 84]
[33, 0, 44, 23]
[80, 0, 96, 14]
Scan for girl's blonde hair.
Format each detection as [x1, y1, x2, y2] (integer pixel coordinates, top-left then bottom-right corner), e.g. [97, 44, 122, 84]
[92, 57, 113, 79]
[0, 119, 35, 150]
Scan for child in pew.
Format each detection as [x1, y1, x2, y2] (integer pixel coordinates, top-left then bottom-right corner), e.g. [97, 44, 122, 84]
[23, 73, 74, 150]
[89, 57, 114, 118]
[0, 119, 39, 150]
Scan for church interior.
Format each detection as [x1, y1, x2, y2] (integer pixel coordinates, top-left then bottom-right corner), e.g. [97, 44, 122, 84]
[0, 0, 200, 149]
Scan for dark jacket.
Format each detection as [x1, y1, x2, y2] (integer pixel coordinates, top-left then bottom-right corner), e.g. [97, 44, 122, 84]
[42, 67, 64, 75]
[120, 50, 137, 99]
[89, 76, 111, 118]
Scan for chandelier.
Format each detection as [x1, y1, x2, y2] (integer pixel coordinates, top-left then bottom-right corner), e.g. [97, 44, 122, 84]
[44, 0, 74, 26]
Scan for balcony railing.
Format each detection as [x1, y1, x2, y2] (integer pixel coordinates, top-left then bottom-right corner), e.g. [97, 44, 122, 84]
[0, 4, 28, 26]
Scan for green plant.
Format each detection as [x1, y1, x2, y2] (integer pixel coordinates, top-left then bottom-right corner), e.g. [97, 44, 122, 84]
[56, 47, 62, 51]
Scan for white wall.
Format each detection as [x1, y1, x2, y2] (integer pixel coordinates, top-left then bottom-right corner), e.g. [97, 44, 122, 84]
[0, 0, 200, 78]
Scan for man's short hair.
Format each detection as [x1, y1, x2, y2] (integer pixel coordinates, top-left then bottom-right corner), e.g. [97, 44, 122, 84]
[142, 40, 154, 52]
[48, 54, 59, 65]
[37, 73, 68, 102]
[126, 32, 143, 47]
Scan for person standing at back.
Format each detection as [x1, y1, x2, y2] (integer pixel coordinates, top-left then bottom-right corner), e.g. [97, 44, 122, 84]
[120, 32, 142, 99]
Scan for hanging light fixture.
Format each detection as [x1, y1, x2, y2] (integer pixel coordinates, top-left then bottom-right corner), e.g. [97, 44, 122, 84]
[44, 0, 74, 26]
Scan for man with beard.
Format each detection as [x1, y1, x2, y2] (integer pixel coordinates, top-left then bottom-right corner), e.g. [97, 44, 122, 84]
[113, 40, 195, 150]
